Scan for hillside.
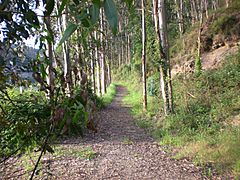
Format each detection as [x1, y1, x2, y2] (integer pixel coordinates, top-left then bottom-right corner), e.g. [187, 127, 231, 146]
[171, 2, 240, 75]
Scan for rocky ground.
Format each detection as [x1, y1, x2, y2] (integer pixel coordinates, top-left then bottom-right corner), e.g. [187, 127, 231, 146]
[1, 86, 210, 180]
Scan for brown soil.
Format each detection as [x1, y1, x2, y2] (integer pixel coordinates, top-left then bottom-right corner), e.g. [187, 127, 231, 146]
[1, 86, 209, 179]
[171, 45, 239, 76]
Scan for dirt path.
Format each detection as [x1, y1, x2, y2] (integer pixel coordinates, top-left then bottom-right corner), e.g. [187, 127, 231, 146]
[1, 86, 207, 179]
[36, 86, 205, 180]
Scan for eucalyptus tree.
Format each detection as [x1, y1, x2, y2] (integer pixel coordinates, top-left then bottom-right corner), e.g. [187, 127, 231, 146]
[44, 16, 55, 100]
[141, 0, 147, 111]
[100, 7, 107, 95]
[174, 0, 184, 35]
[195, 0, 204, 75]
[95, 31, 102, 96]
[152, 0, 173, 115]
[61, 6, 72, 96]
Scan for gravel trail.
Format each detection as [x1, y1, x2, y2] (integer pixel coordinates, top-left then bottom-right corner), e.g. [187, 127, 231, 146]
[46, 86, 206, 180]
[1, 86, 207, 180]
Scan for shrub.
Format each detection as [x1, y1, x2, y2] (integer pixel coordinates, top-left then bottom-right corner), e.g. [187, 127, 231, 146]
[0, 88, 51, 156]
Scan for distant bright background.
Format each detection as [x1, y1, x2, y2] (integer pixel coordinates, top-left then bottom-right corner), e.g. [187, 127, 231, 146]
[0, 1, 45, 49]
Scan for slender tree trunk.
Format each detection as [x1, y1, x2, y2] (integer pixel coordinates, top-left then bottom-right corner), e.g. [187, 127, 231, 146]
[153, 0, 173, 115]
[127, 34, 131, 65]
[118, 37, 121, 68]
[107, 39, 112, 86]
[109, 41, 112, 84]
[175, 0, 184, 34]
[100, 8, 106, 94]
[225, 0, 230, 7]
[44, 16, 54, 100]
[121, 34, 124, 66]
[212, 0, 219, 10]
[91, 45, 96, 93]
[190, 0, 198, 24]
[95, 31, 101, 96]
[141, 0, 147, 111]
[76, 29, 83, 86]
[195, 0, 203, 75]
[204, 0, 209, 19]
[62, 7, 72, 97]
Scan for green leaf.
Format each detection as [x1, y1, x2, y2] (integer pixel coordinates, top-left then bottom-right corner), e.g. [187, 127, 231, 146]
[89, 3, 100, 24]
[58, 0, 68, 16]
[76, 10, 88, 21]
[45, 0, 55, 16]
[103, 0, 118, 35]
[72, 110, 81, 124]
[123, 0, 133, 8]
[58, 23, 78, 46]
[82, 18, 91, 28]
[26, 10, 39, 27]
[73, 0, 80, 5]
[40, 64, 47, 79]
[93, 0, 101, 6]
[44, 144, 55, 154]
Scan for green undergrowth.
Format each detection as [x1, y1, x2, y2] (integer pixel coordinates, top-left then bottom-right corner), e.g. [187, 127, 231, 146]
[115, 50, 240, 177]
[0, 88, 51, 157]
[115, 70, 161, 130]
[117, 73, 158, 116]
[0, 83, 116, 158]
[168, 51, 240, 177]
[97, 83, 117, 108]
[54, 146, 97, 160]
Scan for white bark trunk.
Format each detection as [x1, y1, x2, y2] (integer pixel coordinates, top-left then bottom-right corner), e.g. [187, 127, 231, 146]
[100, 8, 106, 95]
[142, 0, 147, 110]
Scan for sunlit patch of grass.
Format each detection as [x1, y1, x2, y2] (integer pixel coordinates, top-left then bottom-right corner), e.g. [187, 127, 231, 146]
[55, 146, 97, 160]
[175, 127, 240, 176]
[96, 83, 117, 109]
[122, 137, 133, 145]
[14, 151, 43, 178]
[101, 83, 117, 106]
[135, 119, 152, 129]
[120, 82, 142, 116]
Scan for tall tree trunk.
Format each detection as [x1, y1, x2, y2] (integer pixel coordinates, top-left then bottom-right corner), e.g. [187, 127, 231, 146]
[106, 39, 112, 86]
[141, 0, 147, 111]
[174, 0, 184, 34]
[76, 29, 83, 86]
[190, 0, 198, 24]
[204, 0, 209, 19]
[212, 0, 219, 10]
[118, 37, 121, 68]
[91, 44, 96, 93]
[44, 16, 54, 101]
[95, 31, 101, 96]
[195, 0, 203, 75]
[153, 0, 173, 115]
[225, 0, 231, 7]
[100, 8, 106, 94]
[62, 7, 72, 97]
[127, 34, 131, 65]
[121, 34, 124, 66]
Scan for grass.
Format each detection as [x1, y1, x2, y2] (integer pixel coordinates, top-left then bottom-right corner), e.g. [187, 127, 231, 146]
[100, 83, 117, 107]
[115, 50, 240, 177]
[160, 51, 240, 176]
[122, 137, 133, 145]
[116, 71, 162, 119]
[55, 146, 97, 160]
